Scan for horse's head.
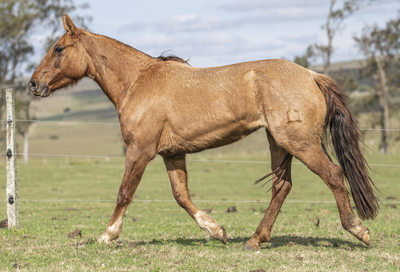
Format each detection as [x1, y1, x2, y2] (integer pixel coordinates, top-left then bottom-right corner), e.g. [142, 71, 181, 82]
[29, 15, 89, 97]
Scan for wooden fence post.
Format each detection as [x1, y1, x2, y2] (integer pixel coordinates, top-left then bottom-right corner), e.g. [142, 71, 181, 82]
[6, 88, 19, 229]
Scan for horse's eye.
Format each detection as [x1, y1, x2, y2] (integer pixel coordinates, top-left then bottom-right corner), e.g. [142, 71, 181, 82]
[54, 46, 64, 54]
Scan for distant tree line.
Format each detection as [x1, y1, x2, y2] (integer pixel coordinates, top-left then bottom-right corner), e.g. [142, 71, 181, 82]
[294, 0, 400, 154]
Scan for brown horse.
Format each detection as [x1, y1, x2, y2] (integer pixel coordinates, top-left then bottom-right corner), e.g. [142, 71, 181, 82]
[29, 15, 380, 250]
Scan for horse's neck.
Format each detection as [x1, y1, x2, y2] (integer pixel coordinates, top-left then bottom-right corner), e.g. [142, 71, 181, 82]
[85, 34, 153, 107]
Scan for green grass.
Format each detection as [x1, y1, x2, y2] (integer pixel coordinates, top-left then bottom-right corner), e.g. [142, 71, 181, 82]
[1, 154, 399, 271]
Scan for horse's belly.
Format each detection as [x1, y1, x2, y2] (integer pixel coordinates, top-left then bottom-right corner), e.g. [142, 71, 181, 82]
[157, 119, 263, 157]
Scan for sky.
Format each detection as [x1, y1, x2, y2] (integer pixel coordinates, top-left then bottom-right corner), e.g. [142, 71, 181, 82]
[35, 0, 400, 68]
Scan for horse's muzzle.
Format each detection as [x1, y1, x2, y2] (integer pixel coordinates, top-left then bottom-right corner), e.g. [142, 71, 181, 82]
[28, 80, 50, 97]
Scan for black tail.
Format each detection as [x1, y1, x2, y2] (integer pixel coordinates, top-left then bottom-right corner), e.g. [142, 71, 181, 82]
[313, 72, 380, 220]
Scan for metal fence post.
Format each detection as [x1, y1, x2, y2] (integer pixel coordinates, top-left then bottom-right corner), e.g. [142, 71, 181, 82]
[6, 88, 19, 229]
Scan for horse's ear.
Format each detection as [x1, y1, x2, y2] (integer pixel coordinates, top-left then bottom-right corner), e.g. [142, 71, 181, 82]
[62, 14, 79, 37]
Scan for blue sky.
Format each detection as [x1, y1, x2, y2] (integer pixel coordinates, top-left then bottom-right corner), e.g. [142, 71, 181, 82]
[38, 0, 400, 68]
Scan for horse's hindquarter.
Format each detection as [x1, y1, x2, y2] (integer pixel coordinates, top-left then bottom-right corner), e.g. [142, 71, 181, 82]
[256, 60, 327, 151]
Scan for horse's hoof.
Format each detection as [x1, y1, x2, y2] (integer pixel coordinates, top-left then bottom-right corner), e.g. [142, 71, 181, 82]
[215, 226, 227, 244]
[361, 228, 370, 246]
[243, 241, 260, 251]
[97, 233, 111, 244]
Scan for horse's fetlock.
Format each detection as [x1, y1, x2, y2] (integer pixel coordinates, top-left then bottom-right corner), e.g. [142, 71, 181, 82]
[244, 237, 261, 251]
[347, 214, 362, 227]
[259, 230, 271, 243]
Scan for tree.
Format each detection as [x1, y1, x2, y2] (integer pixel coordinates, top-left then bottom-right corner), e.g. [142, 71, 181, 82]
[293, 46, 314, 68]
[294, 0, 376, 74]
[354, 17, 400, 154]
[0, 0, 91, 162]
[331, 68, 359, 95]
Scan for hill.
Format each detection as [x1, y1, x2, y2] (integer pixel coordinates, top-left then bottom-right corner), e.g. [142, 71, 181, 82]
[310, 59, 367, 73]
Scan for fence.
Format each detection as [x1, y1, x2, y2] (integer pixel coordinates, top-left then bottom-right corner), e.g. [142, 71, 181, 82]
[5, 89, 19, 229]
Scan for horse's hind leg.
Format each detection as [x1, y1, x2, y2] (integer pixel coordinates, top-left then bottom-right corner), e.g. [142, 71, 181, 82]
[295, 143, 370, 245]
[245, 131, 293, 250]
[163, 155, 227, 244]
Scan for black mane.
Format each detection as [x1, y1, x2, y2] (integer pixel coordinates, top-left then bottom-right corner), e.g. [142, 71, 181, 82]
[156, 52, 190, 65]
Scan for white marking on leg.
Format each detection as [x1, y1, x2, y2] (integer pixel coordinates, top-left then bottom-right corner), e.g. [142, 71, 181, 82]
[98, 217, 123, 244]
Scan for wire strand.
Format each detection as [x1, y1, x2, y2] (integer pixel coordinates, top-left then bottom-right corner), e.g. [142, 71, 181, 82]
[0, 199, 399, 204]
[1, 119, 400, 131]
[11, 153, 125, 159]
[1, 119, 120, 126]
[1, 153, 400, 167]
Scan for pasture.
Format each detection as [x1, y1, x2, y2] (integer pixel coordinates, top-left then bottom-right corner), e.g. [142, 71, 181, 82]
[1, 149, 400, 271]
[1, 83, 400, 271]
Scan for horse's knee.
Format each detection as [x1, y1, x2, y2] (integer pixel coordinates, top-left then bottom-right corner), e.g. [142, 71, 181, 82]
[116, 185, 136, 207]
[116, 192, 129, 207]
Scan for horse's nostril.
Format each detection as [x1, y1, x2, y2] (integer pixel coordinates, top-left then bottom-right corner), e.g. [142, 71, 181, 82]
[28, 81, 38, 92]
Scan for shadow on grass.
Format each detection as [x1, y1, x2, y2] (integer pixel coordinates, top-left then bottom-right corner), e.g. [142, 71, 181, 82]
[121, 234, 369, 251]
[268, 235, 368, 250]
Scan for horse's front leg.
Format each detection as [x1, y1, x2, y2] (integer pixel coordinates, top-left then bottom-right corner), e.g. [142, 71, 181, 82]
[163, 155, 227, 244]
[98, 145, 151, 243]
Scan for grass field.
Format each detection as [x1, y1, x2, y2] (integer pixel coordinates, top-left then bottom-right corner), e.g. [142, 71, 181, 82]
[1, 151, 400, 271]
[1, 83, 400, 271]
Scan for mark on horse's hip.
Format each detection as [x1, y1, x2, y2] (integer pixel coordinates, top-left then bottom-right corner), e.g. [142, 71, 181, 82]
[287, 108, 301, 123]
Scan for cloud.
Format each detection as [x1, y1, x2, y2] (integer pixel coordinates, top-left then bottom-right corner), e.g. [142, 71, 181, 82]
[149, 0, 398, 35]
[118, 21, 147, 32]
[219, 0, 325, 12]
[234, 7, 327, 24]
[152, 5, 327, 34]
[280, 34, 319, 44]
[154, 14, 238, 32]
